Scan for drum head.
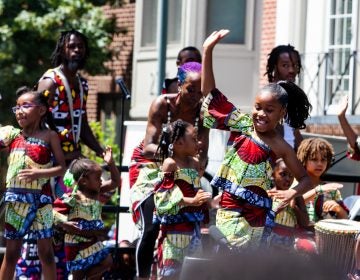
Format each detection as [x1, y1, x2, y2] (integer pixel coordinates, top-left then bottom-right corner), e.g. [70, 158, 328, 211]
[315, 219, 360, 234]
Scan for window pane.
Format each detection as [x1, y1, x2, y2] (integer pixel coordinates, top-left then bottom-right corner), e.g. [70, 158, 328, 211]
[141, 0, 158, 46]
[206, 0, 246, 44]
[167, 0, 182, 44]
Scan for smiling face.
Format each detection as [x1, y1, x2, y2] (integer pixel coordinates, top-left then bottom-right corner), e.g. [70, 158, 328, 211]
[252, 90, 286, 133]
[14, 93, 45, 129]
[274, 52, 300, 82]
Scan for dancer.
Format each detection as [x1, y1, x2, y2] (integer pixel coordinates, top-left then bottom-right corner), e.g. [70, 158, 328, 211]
[0, 89, 66, 280]
[53, 147, 120, 280]
[201, 29, 312, 248]
[153, 119, 211, 278]
[299, 138, 348, 222]
[129, 61, 209, 279]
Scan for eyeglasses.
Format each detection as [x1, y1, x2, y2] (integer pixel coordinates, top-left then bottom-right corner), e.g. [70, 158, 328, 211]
[12, 104, 40, 114]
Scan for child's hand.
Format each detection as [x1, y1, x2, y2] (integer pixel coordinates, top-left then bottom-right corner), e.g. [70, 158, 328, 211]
[210, 193, 222, 209]
[193, 189, 212, 206]
[103, 146, 114, 165]
[268, 188, 297, 210]
[338, 95, 348, 117]
[61, 221, 81, 234]
[203, 29, 230, 50]
[17, 168, 40, 182]
[322, 200, 342, 214]
[320, 183, 343, 193]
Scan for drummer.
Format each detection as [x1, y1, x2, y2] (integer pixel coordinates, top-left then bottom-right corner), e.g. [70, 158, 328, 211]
[296, 137, 348, 224]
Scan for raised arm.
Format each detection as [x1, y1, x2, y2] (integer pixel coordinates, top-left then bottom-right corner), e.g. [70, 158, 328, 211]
[201, 29, 230, 96]
[100, 146, 121, 193]
[338, 95, 358, 149]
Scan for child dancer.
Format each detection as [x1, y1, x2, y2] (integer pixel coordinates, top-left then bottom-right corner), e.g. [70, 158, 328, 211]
[53, 147, 120, 280]
[0, 89, 66, 280]
[201, 29, 312, 248]
[298, 138, 348, 222]
[153, 119, 212, 278]
[268, 158, 309, 250]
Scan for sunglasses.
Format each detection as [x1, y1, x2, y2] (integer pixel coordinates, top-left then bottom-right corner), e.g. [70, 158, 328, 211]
[12, 104, 40, 114]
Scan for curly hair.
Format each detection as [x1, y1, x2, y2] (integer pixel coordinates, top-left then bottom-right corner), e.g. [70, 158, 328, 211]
[297, 137, 334, 171]
[265, 45, 302, 83]
[50, 29, 89, 67]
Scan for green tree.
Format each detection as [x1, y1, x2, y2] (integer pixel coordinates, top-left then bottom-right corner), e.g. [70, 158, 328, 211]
[0, 0, 121, 124]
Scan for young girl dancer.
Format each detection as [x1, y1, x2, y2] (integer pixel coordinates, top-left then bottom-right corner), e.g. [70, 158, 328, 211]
[201, 29, 312, 248]
[53, 147, 120, 280]
[154, 119, 212, 278]
[0, 89, 66, 280]
[298, 138, 348, 222]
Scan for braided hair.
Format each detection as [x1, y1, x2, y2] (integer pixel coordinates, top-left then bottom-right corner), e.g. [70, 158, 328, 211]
[297, 137, 334, 171]
[261, 81, 312, 129]
[265, 45, 302, 82]
[16, 87, 57, 131]
[50, 29, 89, 67]
[156, 119, 191, 163]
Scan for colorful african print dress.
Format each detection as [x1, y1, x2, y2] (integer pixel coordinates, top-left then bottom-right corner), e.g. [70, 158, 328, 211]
[154, 168, 208, 277]
[0, 126, 53, 240]
[129, 141, 161, 226]
[268, 199, 299, 248]
[203, 88, 276, 248]
[53, 192, 109, 272]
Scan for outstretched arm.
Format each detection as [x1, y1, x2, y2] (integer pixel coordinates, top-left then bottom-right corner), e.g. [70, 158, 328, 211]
[201, 29, 230, 96]
[338, 95, 357, 149]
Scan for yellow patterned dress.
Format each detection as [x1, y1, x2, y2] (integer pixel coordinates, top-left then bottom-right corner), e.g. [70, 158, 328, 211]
[0, 125, 53, 240]
[203, 89, 276, 248]
[154, 168, 209, 277]
[53, 191, 109, 272]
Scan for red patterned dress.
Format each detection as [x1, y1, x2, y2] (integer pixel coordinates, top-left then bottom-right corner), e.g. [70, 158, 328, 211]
[203, 88, 276, 248]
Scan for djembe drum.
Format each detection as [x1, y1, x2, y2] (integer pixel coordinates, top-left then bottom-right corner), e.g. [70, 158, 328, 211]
[315, 219, 360, 275]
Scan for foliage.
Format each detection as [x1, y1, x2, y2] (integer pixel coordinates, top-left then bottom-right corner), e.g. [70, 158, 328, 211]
[0, 0, 123, 125]
[82, 119, 120, 164]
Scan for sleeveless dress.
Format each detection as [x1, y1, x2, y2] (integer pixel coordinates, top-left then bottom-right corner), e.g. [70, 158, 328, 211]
[153, 168, 208, 277]
[202, 89, 276, 248]
[0, 125, 53, 240]
[53, 192, 109, 272]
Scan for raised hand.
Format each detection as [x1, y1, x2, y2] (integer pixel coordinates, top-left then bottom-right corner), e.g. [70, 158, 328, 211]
[338, 95, 349, 117]
[203, 29, 230, 50]
[103, 146, 114, 165]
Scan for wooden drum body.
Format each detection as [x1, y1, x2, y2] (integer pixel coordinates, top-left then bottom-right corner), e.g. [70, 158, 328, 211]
[315, 219, 360, 275]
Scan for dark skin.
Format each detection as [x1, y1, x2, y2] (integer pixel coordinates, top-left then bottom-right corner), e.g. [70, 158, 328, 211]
[37, 34, 104, 162]
[143, 72, 209, 168]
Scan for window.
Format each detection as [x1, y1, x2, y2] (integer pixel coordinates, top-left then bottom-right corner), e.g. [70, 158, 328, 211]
[141, 0, 182, 47]
[326, 0, 354, 109]
[206, 0, 247, 44]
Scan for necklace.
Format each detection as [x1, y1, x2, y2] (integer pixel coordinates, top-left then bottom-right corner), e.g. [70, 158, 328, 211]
[165, 95, 200, 130]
